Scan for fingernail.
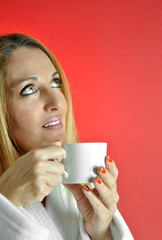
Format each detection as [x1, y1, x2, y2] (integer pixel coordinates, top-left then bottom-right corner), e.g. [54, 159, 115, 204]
[106, 166, 108, 170]
[96, 177, 102, 184]
[100, 166, 106, 174]
[108, 156, 113, 162]
[84, 185, 90, 192]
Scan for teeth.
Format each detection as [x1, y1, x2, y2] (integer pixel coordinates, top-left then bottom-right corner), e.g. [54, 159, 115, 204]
[44, 120, 60, 127]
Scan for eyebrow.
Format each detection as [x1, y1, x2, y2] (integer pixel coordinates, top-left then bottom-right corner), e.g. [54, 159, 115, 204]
[11, 71, 59, 87]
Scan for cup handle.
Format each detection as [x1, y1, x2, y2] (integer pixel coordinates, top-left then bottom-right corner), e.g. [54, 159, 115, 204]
[62, 170, 68, 178]
[53, 149, 68, 178]
[63, 149, 66, 159]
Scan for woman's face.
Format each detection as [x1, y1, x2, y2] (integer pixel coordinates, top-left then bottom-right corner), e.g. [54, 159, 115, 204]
[6, 47, 67, 153]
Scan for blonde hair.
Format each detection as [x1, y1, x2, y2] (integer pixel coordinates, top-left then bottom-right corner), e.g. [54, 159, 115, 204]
[0, 33, 79, 176]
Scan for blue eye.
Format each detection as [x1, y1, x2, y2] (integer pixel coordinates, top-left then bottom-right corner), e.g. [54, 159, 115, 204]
[51, 78, 62, 88]
[20, 84, 37, 96]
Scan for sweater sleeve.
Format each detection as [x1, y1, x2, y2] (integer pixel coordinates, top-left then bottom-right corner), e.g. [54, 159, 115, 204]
[110, 209, 134, 240]
[0, 193, 49, 240]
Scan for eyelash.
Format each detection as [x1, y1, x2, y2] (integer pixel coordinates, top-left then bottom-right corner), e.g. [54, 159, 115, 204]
[20, 78, 62, 96]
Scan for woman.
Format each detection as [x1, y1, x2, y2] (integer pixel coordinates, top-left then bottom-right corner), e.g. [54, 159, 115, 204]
[0, 33, 134, 240]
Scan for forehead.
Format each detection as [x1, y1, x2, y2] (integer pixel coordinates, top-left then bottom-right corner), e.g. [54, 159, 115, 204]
[6, 47, 56, 85]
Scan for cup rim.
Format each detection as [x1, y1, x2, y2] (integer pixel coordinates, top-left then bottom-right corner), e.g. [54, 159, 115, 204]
[63, 142, 107, 145]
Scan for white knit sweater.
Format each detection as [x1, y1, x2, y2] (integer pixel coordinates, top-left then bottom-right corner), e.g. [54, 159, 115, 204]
[0, 184, 134, 240]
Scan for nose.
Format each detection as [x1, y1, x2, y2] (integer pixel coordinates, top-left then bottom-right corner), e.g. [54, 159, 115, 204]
[43, 89, 62, 112]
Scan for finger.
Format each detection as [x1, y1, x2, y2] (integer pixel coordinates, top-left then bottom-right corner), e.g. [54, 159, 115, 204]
[98, 166, 115, 190]
[46, 161, 65, 174]
[21, 172, 62, 202]
[31, 145, 64, 162]
[105, 156, 119, 180]
[40, 184, 53, 201]
[32, 182, 53, 202]
[98, 166, 119, 203]
[27, 177, 53, 202]
[37, 161, 65, 174]
[45, 172, 63, 187]
[24, 160, 65, 179]
[18, 145, 64, 178]
[22, 161, 64, 185]
[93, 177, 118, 213]
[83, 185, 112, 221]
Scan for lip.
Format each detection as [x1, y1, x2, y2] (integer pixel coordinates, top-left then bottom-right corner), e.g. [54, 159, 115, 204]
[42, 115, 62, 127]
[43, 120, 63, 130]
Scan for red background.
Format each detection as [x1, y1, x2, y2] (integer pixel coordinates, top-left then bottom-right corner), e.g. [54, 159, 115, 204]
[1, 0, 162, 239]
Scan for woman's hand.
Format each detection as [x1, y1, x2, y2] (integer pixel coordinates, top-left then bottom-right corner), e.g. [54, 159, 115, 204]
[0, 144, 64, 207]
[64, 156, 119, 240]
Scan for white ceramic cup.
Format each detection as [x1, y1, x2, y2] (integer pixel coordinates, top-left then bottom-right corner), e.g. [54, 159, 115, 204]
[62, 142, 107, 184]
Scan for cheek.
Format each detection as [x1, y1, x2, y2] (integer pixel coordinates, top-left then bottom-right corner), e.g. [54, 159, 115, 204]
[60, 93, 68, 117]
[8, 100, 39, 133]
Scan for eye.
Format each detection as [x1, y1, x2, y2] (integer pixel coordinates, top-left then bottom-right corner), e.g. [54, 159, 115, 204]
[51, 78, 62, 88]
[20, 84, 37, 96]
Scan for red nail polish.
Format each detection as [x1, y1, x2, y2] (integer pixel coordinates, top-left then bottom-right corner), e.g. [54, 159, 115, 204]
[106, 166, 108, 170]
[84, 185, 90, 192]
[96, 177, 102, 184]
[101, 167, 106, 174]
[108, 156, 113, 162]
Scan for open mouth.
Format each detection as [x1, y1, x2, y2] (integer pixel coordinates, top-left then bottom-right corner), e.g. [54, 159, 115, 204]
[42, 115, 63, 130]
[43, 120, 61, 128]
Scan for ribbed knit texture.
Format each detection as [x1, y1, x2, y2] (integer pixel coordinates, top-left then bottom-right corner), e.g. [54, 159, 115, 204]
[0, 184, 134, 240]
